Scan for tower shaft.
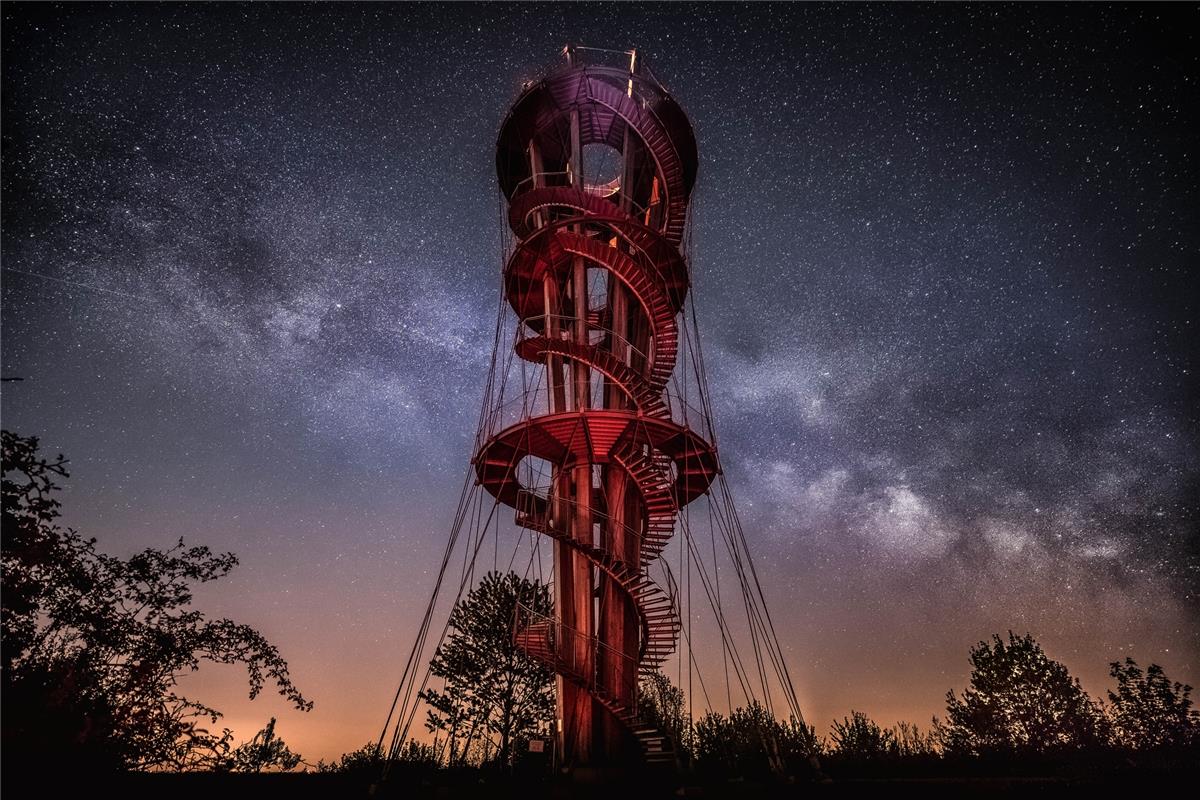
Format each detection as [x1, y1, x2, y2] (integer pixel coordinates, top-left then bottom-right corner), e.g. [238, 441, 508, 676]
[477, 45, 717, 768]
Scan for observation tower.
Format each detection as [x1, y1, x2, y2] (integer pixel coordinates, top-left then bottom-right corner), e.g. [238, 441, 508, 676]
[477, 45, 716, 767]
[380, 46, 808, 778]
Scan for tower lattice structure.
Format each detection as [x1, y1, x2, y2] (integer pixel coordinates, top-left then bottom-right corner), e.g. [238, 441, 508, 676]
[474, 46, 719, 766]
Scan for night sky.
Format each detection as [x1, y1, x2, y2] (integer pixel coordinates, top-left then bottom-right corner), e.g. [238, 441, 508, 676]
[2, 3, 1197, 762]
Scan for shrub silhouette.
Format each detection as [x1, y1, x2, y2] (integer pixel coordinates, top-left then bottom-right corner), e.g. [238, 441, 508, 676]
[941, 632, 1105, 756]
[1, 430, 310, 772]
[692, 701, 820, 777]
[1108, 658, 1199, 751]
[829, 711, 895, 760]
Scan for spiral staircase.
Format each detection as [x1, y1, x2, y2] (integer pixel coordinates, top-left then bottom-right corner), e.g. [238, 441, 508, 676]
[473, 47, 718, 767]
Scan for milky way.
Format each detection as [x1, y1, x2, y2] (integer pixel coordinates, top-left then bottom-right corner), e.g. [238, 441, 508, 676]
[2, 3, 1196, 760]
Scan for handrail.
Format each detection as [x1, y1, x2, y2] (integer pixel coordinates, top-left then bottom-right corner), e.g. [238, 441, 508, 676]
[511, 172, 659, 221]
[514, 170, 574, 193]
[518, 313, 653, 367]
[514, 601, 642, 711]
[513, 487, 674, 555]
[484, 359, 712, 436]
[516, 601, 640, 665]
[485, 380, 710, 439]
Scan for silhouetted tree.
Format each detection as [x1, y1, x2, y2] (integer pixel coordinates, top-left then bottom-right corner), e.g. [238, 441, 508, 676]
[824, 713, 941, 768]
[1107, 658, 1199, 751]
[890, 719, 941, 758]
[221, 717, 303, 773]
[390, 738, 438, 767]
[693, 701, 821, 777]
[316, 742, 384, 773]
[1, 430, 311, 772]
[942, 632, 1106, 756]
[420, 571, 554, 767]
[829, 711, 895, 760]
[638, 670, 690, 759]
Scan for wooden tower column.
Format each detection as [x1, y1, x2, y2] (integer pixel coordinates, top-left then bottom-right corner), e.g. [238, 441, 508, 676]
[556, 100, 595, 767]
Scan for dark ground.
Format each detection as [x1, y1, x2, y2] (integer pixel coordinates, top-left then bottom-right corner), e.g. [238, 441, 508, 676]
[6, 769, 1192, 800]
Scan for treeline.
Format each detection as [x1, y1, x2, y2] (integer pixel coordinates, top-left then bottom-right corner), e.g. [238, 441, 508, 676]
[650, 632, 1199, 779]
[348, 571, 1200, 781]
[350, 575, 1195, 782]
[340, 633, 1198, 781]
[3, 429, 1197, 785]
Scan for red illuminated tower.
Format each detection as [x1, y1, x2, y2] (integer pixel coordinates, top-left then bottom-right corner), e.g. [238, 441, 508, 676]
[475, 46, 718, 767]
[379, 45, 811, 780]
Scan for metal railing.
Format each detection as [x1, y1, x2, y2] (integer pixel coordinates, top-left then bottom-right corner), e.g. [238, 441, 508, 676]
[485, 364, 712, 439]
[514, 601, 640, 712]
[510, 170, 661, 225]
[513, 487, 676, 558]
[517, 313, 652, 365]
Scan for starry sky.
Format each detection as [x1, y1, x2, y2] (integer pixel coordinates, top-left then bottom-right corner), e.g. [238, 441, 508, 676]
[2, 3, 1197, 763]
